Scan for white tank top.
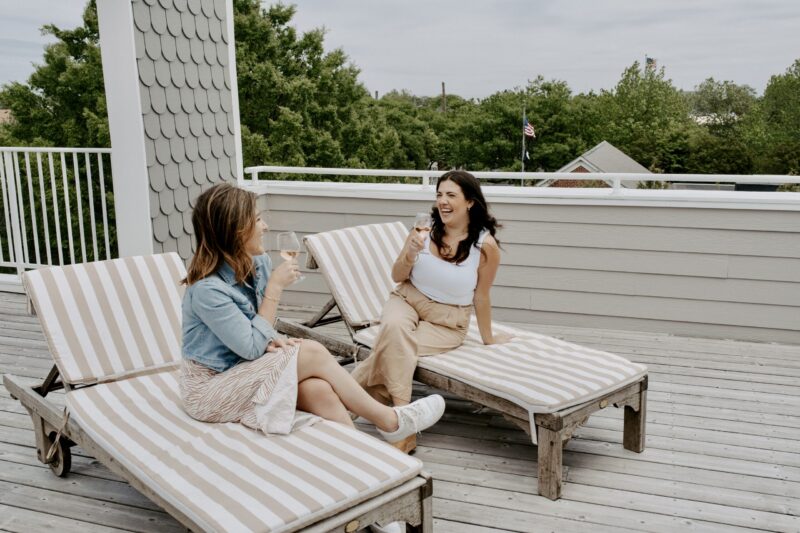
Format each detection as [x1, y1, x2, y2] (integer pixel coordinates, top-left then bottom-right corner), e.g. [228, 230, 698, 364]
[409, 229, 488, 306]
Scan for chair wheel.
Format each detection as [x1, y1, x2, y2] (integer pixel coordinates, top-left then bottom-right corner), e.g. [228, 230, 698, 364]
[47, 434, 71, 477]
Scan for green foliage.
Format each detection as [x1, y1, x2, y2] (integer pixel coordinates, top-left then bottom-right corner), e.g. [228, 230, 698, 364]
[683, 78, 759, 174]
[760, 59, 800, 174]
[687, 78, 757, 127]
[234, 1, 386, 169]
[0, 1, 106, 148]
[595, 63, 693, 173]
[1, 1, 798, 179]
[0, 1, 116, 267]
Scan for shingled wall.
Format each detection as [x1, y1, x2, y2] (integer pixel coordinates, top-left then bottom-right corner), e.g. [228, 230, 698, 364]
[131, 0, 238, 258]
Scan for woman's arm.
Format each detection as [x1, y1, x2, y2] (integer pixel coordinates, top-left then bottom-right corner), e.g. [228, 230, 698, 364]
[258, 257, 296, 325]
[192, 285, 279, 360]
[473, 236, 512, 345]
[192, 258, 299, 361]
[391, 230, 425, 282]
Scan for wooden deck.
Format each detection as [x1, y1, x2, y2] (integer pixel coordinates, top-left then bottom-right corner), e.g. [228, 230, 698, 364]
[1, 290, 799, 532]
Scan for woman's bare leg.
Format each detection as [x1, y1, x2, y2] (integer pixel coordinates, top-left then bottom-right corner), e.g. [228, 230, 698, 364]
[297, 378, 354, 427]
[296, 340, 398, 432]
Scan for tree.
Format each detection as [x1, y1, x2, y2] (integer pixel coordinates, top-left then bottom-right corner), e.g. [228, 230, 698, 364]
[522, 77, 593, 171]
[760, 59, 800, 174]
[0, 1, 116, 267]
[687, 78, 757, 128]
[2, 1, 796, 179]
[234, 1, 383, 169]
[684, 79, 759, 174]
[371, 92, 439, 169]
[597, 62, 693, 173]
[0, 1, 107, 148]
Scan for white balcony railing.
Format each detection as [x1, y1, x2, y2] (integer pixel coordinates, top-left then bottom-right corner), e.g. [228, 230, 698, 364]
[0, 147, 116, 288]
[243, 165, 800, 191]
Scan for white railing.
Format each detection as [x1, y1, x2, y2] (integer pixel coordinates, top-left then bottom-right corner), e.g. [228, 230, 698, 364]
[243, 165, 800, 190]
[0, 147, 116, 288]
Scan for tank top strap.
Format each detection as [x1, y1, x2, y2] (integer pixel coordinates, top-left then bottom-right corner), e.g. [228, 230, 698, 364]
[476, 228, 489, 247]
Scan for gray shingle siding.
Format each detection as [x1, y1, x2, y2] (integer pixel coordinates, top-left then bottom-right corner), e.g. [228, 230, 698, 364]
[133, 0, 237, 259]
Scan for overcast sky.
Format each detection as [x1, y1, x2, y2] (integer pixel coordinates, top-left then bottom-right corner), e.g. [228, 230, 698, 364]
[2, 0, 798, 99]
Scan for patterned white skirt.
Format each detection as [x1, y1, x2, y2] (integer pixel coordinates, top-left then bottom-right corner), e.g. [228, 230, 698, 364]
[180, 346, 317, 435]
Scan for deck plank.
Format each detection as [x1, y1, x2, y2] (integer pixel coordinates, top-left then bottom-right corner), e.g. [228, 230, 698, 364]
[0, 503, 126, 533]
[1, 295, 798, 532]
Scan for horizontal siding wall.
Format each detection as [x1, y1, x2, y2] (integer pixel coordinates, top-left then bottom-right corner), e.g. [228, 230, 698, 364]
[255, 186, 800, 344]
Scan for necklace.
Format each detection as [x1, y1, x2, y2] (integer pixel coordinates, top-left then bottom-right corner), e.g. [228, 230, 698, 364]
[440, 231, 468, 257]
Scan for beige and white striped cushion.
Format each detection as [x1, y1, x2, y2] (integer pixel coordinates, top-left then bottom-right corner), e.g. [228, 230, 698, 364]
[304, 222, 407, 326]
[22, 254, 186, 385]
[355, 318, 647, 415]
[66, 370, 422, 532]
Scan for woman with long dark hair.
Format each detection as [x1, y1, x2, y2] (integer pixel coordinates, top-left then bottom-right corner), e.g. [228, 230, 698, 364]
[352, 170, 512, 453]
[179, 183, 445, 446]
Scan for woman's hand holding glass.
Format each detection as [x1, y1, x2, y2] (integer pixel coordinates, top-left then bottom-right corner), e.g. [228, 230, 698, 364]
[413, 213, 432, 254]
[403, 212, 430, 262]
[404, 231, 425, 263]
[277, 231, 305, 283]
[267, 260, 298, 290]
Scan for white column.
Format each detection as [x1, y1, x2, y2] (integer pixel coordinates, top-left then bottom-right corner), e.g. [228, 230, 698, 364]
[96, 0, 153, 257]
[226, 0, 244, 184]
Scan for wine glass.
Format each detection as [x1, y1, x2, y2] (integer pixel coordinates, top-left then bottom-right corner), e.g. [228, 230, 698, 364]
[277, 231, 305, 282]
[414, 213, 432, 254]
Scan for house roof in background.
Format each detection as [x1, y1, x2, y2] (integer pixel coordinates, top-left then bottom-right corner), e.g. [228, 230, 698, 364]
[0, 109, 12, 124]
[533, 140, 650, 188]
[557, 140, 650, 174]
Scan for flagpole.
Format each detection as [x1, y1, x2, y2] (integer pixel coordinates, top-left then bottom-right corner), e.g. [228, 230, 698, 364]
[521, 106, 526, 173]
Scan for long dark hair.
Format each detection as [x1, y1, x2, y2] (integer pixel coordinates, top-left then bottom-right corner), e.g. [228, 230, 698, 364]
[184, 183, 258, 285]
[430, 170, 501, 264]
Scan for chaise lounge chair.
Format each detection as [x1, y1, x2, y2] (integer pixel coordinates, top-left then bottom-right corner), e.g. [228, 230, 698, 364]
[275, 222, 649, 500]
[3, 253, 433, 532]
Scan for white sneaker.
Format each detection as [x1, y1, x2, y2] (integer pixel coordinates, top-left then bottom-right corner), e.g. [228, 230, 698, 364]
[370, 521, 405, 533]
[378, 394, 445, 443]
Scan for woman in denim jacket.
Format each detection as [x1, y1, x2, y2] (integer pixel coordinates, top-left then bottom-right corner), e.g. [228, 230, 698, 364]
[180, 183, 445, 444]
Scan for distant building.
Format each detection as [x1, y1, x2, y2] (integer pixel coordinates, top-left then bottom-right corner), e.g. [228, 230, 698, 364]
[536, 140, 650, 188]
[0, 109, 12, 125]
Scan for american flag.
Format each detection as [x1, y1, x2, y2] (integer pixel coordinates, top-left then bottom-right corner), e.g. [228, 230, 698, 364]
[523, 118, 536, 138]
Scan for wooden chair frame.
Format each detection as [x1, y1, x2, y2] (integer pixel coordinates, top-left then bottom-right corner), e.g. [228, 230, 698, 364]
[4, 366, 434, 532]
[277, 298, 647, 501]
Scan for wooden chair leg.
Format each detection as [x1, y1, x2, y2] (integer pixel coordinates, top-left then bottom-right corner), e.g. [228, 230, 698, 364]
[28, 409, 50, 464]
[623, 390, 647, 453]
[537, 426, 563, 500]
[412, 492, 433, 533]
[406, 475, 433, 533]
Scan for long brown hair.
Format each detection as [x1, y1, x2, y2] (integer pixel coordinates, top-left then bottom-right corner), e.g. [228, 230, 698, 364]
[430, 170, 501, 264]
[184, 183, 258, 285]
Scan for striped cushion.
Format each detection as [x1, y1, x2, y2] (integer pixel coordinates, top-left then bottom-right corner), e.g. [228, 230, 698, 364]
[354, 318, 647, 415]
[66, 370, 422, 532]
[22, 254, 186, 385]
[304, 222, 407, 326]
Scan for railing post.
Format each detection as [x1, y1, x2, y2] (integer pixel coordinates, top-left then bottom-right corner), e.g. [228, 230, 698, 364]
[3, 152, 26, 276]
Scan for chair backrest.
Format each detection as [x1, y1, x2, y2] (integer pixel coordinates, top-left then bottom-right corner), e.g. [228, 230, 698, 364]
[304, 222, 407, 327]
[23, 253, 186, 385]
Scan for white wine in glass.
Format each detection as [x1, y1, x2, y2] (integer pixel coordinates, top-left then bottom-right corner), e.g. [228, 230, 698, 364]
[414, 212, 432, 253]
[277, 231, 305, 282]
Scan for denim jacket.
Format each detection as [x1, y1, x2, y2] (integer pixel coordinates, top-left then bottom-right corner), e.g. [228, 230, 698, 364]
[182, 254, 279, 372]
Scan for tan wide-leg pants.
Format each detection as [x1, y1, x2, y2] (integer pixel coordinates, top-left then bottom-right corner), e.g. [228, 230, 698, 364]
[351, 281, 471, 404]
